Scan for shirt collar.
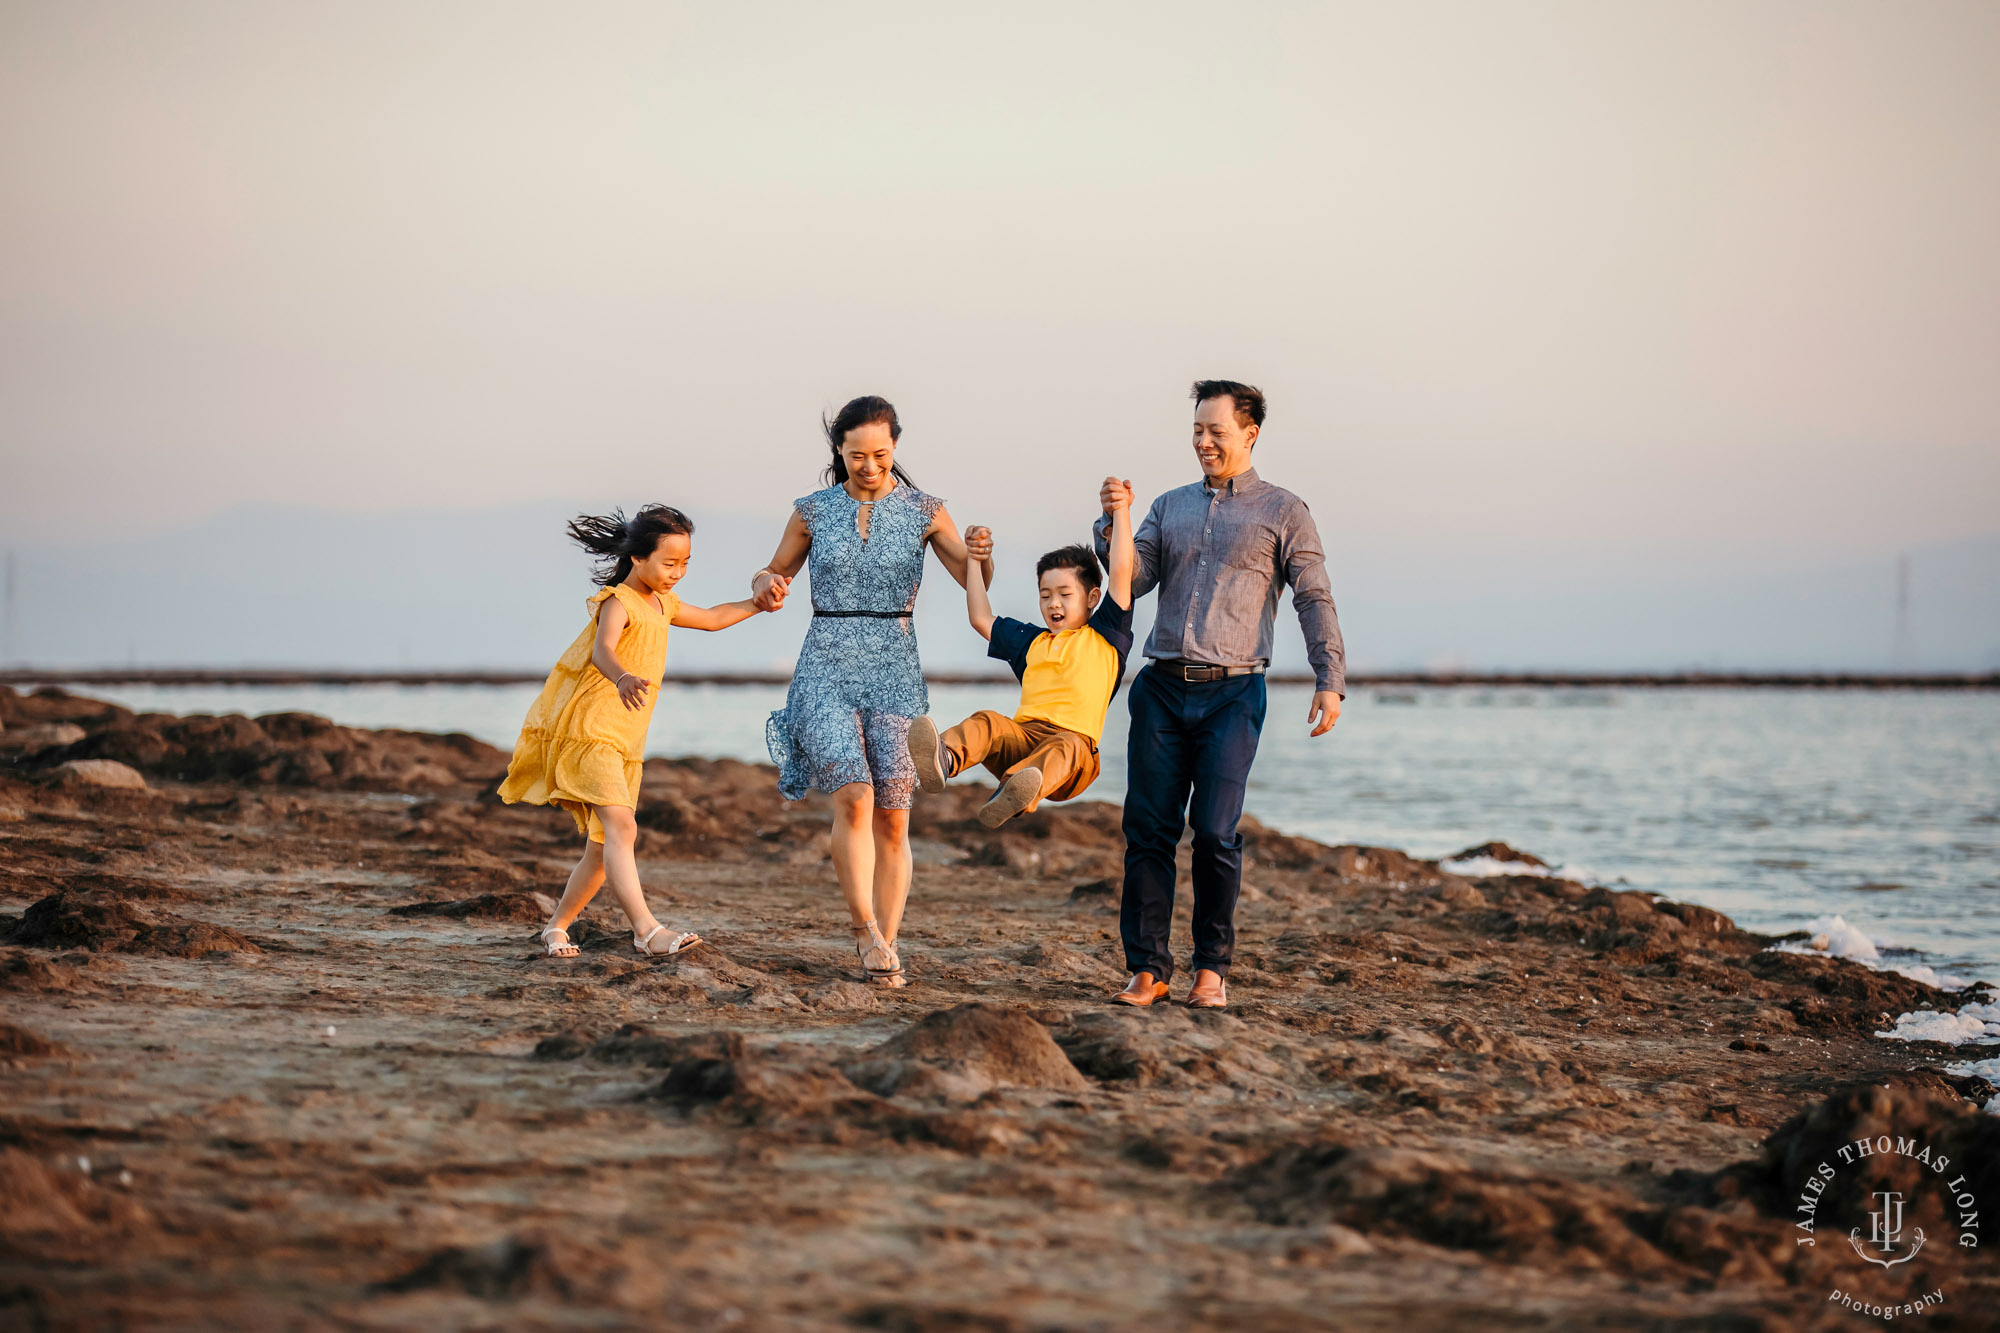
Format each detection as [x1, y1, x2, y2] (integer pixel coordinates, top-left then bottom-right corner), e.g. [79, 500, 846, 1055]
[1204, 466, 1260, 497]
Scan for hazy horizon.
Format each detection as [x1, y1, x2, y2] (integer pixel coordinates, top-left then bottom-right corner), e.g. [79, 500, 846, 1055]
[4, 499, 1995, 675]
[3, 2, 1996, 670]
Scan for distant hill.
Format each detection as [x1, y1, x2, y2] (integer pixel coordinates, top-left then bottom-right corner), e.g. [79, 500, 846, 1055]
[3, 504, 1995, 673]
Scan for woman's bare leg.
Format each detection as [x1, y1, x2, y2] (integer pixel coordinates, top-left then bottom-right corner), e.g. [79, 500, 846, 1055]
[545, 837, 606, 935]
[592, 806, 663, 939]
[829, 783, 878, 925]
[871, 806, 912, 942]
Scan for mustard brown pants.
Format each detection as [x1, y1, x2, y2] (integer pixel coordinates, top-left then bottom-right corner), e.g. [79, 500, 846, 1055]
[941, 711, 1099, 813]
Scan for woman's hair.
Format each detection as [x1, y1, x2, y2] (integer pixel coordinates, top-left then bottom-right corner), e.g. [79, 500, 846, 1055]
[566, 504, 694, 587]
[822, 395, 916, 488]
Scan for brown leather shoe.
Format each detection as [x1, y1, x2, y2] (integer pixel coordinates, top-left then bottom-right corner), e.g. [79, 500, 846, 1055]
[1185, 969, 1228, 1009]
[1110, 971, 1170, 1006]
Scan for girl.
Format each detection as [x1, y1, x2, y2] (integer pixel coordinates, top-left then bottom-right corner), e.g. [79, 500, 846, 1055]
[753, 397, 992, 985]
[500, 505, 762, 958]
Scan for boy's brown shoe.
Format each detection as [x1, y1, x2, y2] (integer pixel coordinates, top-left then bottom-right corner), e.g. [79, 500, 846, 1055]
[978, 767, 1041, 828]
[907, 716, 951, 794]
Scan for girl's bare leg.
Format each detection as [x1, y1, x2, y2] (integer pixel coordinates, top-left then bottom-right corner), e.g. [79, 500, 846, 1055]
[871, 806, 912, 942]
[545, 837, 606, 935]
[592, 806, 663, 939]
[829, 783, 877, 925]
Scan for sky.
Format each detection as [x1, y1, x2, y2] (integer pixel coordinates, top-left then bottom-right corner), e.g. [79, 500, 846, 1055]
[2, 2, 1996, 669]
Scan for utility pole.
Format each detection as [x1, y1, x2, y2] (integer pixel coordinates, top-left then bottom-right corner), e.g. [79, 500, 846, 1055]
[3, 549, 15, 666]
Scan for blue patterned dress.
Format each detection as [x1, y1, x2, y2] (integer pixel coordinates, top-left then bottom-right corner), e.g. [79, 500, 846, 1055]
[766, 482, 943, 809]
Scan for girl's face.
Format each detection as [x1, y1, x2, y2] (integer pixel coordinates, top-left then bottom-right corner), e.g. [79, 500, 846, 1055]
[630, 532, 690, 594]
[841, 422, 898, 490]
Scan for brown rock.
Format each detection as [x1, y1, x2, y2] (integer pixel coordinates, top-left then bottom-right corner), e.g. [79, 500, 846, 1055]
[5, 890, 260, 957]
[0, 1022, 66, 1057]
[388, 893, 549, 925]
[1449, 841, 1548, 867]
[47, 759, 148, 790]
[843, 1002, 1088, 1100]
[0, 723, 86, 756]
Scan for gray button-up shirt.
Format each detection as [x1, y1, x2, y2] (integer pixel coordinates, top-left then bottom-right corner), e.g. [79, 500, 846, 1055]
[1093, 467, 1346, 695]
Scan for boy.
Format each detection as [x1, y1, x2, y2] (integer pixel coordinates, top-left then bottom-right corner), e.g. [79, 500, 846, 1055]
[906, 487, 1136, 827]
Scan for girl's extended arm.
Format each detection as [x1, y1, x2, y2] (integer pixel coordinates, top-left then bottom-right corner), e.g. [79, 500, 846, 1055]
[1108, 494, 1135, 608]
[751, 511, 811, 611]
[672, 598, 762, 631]
[591, 597, 651, 711]
[924, 507, 996, 592]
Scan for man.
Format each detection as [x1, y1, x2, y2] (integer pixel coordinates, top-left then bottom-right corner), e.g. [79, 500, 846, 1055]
[1095, 380, 1344, 1009]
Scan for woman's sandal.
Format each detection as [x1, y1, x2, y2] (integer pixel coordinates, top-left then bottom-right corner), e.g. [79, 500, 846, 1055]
[852, 919, 907, 988]
[539, 926, 580, 958]
[633, 924, 702, 956]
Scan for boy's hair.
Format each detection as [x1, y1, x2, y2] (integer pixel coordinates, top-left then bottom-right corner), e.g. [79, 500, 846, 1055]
[566, 505, 694, 587]
[1191, 379, 1267, 430]
[1035, 543, 1102, 593]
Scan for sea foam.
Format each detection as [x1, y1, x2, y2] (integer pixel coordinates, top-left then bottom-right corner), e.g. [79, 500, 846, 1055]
[1438, 855, 1595, 881]
[1767, 914, 1972, 990]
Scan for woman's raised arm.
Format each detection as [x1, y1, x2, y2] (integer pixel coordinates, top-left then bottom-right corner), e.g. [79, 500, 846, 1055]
[925, 506, 995, 592]
[751, 510, 811, 611]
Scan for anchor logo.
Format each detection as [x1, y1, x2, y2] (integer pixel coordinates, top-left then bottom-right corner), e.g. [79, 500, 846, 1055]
[1848, 1190, 1925, 1268]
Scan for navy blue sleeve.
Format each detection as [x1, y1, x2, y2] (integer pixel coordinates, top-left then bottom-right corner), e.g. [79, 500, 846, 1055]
[1087, 592, 1136, 693]
[986, 616, 1044, 682]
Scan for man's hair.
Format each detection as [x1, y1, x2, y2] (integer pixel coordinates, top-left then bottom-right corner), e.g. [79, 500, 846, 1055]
[1191, 379, 1266, 430]
[1035, 543, 1102, 593]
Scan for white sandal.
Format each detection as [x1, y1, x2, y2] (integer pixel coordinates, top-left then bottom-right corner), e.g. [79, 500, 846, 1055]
[539, 926, 580, 958]
[633, 924, 702, 956]
[852, 919, 906, 987]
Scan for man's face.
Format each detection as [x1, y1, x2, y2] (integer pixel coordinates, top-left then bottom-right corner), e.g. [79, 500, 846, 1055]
[1039, 568, 1101, 631]
[1192, 395, 1257, 481]
[632, 532, 691, 593]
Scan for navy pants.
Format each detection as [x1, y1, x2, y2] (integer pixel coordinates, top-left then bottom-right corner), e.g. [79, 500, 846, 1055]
[1119, 665, 1267, 984]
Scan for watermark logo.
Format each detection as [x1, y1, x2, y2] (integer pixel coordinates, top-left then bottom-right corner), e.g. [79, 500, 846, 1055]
[1793, 1129, 1982, 1321]
[1851, 1189, 1923, 1268]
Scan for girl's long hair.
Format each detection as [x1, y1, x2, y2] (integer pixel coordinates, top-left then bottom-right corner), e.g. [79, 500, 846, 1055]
[822, 395, 917, 488]
[566, 504, 694, 587]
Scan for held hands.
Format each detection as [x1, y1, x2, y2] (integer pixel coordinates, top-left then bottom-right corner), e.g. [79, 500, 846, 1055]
[1099, 476, 1135, 516]
[1307, 690, 1342, 737]
[963, 525, 994, 563]
[616, 672, 652, 712]
[751, 570, 792, 613]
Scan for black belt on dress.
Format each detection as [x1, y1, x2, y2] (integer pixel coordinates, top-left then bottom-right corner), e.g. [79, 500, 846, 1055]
[1154, 659, 1267, 683]
[813, 609, 912, 619]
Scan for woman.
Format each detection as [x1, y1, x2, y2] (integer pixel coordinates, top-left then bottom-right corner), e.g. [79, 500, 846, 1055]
[754, 395, 991, 986]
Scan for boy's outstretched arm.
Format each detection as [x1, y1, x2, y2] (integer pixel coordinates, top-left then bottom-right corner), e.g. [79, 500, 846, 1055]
[1107, 491, 1134, 608]
[964, 536, 997, 641]
[672, 598, 763, 632]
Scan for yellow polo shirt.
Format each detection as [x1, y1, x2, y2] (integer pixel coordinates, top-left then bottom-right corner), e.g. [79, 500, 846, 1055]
[986, 594, 1135, 743]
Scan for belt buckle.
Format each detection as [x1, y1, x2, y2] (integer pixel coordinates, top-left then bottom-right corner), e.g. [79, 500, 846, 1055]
[1188, 663, 1221, 682]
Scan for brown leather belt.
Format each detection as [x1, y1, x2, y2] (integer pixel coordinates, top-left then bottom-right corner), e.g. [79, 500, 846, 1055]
[1155, 660, 1267, 683]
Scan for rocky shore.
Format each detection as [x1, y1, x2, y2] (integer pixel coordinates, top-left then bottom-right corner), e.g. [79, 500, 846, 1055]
[2, 685, 1997, 1331]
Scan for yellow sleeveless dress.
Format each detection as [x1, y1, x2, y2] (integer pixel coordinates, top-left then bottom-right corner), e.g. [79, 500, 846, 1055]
[499, 583, 678, 842]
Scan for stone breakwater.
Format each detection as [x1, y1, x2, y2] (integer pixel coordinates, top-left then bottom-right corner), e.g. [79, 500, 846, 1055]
[1, 684, 1997, 1330]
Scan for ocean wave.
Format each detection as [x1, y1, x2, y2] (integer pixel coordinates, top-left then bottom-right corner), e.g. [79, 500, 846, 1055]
[1438, 855, 1596, 881]
[1765, 913, 1973, 990]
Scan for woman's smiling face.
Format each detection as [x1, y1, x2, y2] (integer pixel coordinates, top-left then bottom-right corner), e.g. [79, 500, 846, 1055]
[840, 422, 898, 490]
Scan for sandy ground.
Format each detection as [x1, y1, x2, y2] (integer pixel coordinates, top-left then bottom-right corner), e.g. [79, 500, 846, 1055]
[2, 685, 1998, 1332]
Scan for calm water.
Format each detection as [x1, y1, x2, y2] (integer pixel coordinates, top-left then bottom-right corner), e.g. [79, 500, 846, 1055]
[74, 682, 2000, 984]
